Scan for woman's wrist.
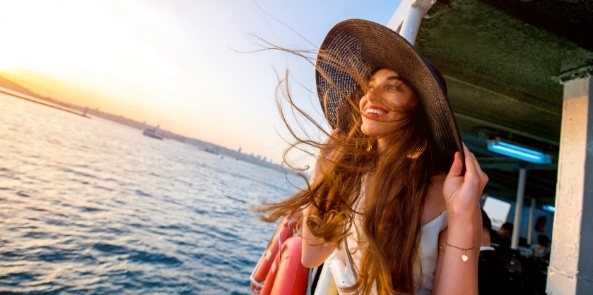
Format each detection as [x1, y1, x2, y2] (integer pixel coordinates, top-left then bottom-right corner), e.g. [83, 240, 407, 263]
[446, 203, 480, 221]
[445, 210, 481, 249]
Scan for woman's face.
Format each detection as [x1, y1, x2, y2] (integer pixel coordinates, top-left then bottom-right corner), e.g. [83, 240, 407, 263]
[359, 68, 416, 137]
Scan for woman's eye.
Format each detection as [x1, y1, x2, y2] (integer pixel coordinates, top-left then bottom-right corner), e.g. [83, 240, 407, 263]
[387, 79, 404, 90]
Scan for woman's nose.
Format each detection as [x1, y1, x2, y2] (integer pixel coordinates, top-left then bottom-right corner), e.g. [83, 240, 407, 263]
[367, 87, 380, 102]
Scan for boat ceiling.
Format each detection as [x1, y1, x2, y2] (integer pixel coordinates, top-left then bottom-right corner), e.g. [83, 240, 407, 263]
[415, 0, 593, 206]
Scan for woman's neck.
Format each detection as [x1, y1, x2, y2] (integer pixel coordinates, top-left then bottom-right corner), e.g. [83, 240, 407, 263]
[376, 137, 387, 153]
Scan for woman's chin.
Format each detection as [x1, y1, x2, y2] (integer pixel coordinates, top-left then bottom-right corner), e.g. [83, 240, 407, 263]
[361, 125, 388, 137]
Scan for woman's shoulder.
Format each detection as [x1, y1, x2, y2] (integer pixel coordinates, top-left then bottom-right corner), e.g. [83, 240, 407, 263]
[422, 173, 447, 226]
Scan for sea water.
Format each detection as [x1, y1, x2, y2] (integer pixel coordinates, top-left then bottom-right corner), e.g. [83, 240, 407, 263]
[0, 93, 304, 294]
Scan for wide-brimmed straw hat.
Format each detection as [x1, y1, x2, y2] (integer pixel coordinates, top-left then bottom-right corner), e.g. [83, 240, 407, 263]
[315, 18, 463, 168]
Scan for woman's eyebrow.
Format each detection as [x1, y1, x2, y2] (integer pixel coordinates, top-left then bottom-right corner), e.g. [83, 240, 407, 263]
[368, 75, 400, 83]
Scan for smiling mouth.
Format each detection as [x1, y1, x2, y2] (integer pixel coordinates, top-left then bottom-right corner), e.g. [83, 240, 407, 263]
[363, 105, 390, 118]
[365, 108, 385, 115]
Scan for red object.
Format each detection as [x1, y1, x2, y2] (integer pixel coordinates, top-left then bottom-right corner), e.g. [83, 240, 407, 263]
[258, 252, 279, 295]
[269, 236, 308, 295]
[259, 236, 308, 295]
[250, 212, 302, 294]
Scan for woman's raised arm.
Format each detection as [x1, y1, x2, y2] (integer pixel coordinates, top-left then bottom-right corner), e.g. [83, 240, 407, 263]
[433, 145, 488, 295]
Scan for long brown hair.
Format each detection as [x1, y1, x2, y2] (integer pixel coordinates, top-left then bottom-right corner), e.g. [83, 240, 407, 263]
[257, 50, 437, 295]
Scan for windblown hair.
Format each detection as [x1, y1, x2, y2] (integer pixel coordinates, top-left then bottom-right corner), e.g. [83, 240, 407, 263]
[257, 48, 438, 295]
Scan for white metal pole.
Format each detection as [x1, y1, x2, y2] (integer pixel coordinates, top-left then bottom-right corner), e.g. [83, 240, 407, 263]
[511, 168, 527, 249]
[527, 198, 536, 245]
[387, 0, 436, 44]
[387, 0, 413, 32]
[400, 5, 424, 43]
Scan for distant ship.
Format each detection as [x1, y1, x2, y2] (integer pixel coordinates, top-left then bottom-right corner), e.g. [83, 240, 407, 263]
[143, 125, 163, 140]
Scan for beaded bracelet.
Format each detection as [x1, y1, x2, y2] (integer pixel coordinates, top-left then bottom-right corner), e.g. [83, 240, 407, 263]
[440, 241, 475, 262]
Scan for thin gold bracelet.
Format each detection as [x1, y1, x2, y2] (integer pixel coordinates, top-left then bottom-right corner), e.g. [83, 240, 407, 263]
[441, 241, 475, 262]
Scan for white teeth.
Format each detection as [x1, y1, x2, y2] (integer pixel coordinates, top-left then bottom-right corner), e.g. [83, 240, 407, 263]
[366, 109, 384, 115]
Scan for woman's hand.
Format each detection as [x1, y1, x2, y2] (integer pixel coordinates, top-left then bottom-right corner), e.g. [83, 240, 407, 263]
[301, 206, 337, 268]
[442, 144, 488, 217]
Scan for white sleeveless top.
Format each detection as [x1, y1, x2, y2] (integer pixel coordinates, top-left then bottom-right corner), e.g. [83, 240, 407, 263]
[323, 210, 448, 295]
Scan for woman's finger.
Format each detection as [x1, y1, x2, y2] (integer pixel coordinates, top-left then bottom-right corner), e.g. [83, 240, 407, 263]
[447, 151, 464, 178]
[462, 144, 476, 174]
[463, 144, 489, 192]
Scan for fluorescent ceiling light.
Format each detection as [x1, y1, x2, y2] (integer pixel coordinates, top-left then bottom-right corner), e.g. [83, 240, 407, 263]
[487, 139, 552, 164]
[542, 205, 556, 213]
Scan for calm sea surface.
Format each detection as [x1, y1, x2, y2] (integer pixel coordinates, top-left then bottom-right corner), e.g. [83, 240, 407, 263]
[0, 93, 303, 294]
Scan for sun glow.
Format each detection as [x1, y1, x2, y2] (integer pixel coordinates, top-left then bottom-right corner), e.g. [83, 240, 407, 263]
[0, 3, 215, 152]
[0, 2, 107, 72]
[0, 1, 182, 103]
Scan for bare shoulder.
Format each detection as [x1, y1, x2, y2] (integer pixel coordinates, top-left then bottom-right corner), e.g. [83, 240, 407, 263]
[422, 173, 447, 226]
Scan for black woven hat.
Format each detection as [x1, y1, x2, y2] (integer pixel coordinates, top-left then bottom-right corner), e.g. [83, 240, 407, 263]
[315, 19, 463, 167]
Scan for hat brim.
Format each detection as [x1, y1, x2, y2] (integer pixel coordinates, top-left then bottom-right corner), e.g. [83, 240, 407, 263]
[315, 19, 463, 168]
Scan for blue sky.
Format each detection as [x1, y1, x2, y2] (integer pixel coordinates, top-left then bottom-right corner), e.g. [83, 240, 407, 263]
[0, 0, 400, 165]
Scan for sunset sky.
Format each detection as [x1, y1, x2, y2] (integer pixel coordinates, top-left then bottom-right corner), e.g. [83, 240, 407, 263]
[0, 0, 400, 165]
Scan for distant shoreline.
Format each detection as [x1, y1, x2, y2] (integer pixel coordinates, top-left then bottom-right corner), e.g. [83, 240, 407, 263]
[1, 86, 296, 173]
[0, 87, 89, 118]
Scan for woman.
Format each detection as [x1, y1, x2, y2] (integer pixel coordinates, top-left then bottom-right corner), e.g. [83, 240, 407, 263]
[259, 19, 488, 295]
